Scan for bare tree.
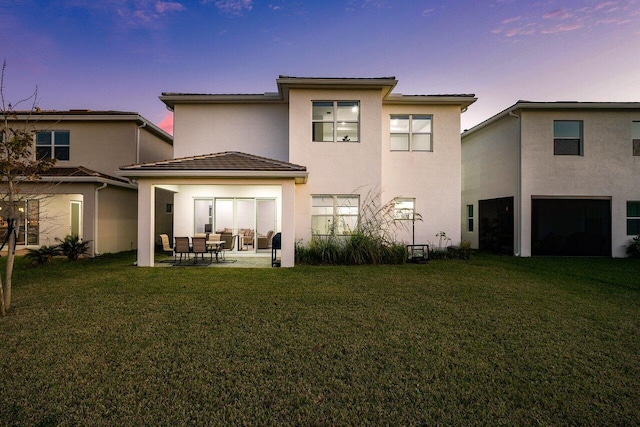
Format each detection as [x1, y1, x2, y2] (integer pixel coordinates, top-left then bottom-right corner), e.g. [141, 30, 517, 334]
[0, 60, 55, 316]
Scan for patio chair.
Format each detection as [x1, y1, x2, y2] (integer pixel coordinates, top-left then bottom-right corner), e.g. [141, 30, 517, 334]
[191, 236, 210, 264]
[174, 237, 191, 264]
[159, 234, 174, 260]
[220, 234, 237, 261]
[258, 230, 274, 249]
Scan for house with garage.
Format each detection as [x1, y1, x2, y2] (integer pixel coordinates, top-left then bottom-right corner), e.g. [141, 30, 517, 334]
[1, 110, 173, 256]
[121, 76, 476, 267]
[461, 101, 640, 257]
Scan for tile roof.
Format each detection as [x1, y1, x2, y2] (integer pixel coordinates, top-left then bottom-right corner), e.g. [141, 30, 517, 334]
[120, 151, 307, 172]
[42, 166, 130, 184]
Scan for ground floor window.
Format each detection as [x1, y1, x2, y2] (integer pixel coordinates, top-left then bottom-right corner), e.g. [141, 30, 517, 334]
[0, 200, 39, 245]
[393, 198, 415, 220]
[311, 195, 359, 235]
[467, 204, 474, 232]
[628, 201, 640, 235]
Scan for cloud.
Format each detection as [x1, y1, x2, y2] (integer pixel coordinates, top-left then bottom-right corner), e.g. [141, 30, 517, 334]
[155, 1, 186, 13]
[205, 0, 253, 14]
[540, 23, 585, 34]
[158, 112, 174, 135]
[422, 8, 435, 16]
[595, 1, 618, 11]
[493, 0, 640, 40]
[502, 16, 520, 24]
[543, 9, 572, 20]
[65, 0, 186, 29]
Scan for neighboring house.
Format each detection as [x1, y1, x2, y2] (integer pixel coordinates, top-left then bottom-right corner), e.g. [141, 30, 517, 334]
[1, 110, 173, 255]
[461, 101, 640, 257]
[121, 76, 476, 267]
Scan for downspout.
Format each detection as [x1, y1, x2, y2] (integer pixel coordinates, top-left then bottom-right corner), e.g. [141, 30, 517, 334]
[509, 110, 522, 256]
[94, 183, 108, 256]
[136, 122, 146, 164]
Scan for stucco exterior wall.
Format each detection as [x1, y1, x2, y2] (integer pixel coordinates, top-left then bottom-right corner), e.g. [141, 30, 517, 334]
[96, 186, 138, 254]
[519, 110, 640, 257]
[139, 127, 173, 163]
[461, 116, 520, 249]
[288, 88, 384, 243]
[172, 104, 289, 161]
[34, 120, 137, 176]
[16, 182, 98, 254]
[382, 104, 464, 247]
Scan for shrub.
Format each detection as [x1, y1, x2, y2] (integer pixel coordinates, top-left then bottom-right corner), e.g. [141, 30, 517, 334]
[24, 245, 61, 266]
[56, 235, 92, 261]
[429, 240, 472, 261]
[627, 235, 640, 258]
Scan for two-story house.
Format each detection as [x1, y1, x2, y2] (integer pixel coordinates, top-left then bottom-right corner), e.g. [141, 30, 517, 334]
[2, 110, 173, 255]
[461, 101, 640, 257]
[121, 76, 476, 267]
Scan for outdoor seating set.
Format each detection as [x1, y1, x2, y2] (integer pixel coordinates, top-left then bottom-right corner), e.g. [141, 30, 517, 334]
[159, 233, 233, 265]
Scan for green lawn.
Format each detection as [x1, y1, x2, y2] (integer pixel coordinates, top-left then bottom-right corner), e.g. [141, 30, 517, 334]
[1, 253, 638, 425]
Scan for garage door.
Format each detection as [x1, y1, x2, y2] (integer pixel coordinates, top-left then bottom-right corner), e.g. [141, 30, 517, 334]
[532, 199, 611, 256]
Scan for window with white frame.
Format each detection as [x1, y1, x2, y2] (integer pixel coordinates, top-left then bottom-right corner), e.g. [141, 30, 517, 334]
[36, 130, 70, 160]
[311, 195, 359, 235]
[390, 115, 432, 151]
[467, 204, 474, 232]
[628, 201, 640, 235]
[312, 101, 359, 142]
[394, 198, 415, 220]
[553, 121, 582, 156]
[632, 122, 640, 156]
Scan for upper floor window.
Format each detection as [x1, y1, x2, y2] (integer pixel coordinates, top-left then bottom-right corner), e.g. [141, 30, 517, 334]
[390, 115, 432, 151]
[553, 121, 582, 156]
[632, 122, 640, 156]
[36, 130, 70, 160]
[628, 201, 640, 235]
[311, 195, 359, 235]
[312, 101, 359, 142]
[393, 198, 415, 220]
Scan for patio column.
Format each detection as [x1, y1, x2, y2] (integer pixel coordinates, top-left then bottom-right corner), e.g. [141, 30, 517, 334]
[281, 179, 295, 267]
[137, 180, 155, 267]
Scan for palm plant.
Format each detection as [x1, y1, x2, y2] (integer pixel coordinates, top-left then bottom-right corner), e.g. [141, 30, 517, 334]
[56, 235, 92, 261]
[24, 245, 61, 266]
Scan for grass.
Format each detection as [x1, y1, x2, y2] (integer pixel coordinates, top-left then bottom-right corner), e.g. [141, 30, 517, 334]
[0, 252, 639, 425]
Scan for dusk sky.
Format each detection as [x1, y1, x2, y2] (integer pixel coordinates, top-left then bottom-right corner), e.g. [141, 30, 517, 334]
[2, 0, 639, 134]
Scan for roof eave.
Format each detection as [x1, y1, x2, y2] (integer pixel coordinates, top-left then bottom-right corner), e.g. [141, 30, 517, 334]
[160, 93, 285, 110]
[119, 169, 308, 183]
[36, 176, 137, 189]
[384, 95, 477, 109]
[462, 101, 640, 138]
[276, 76, 398, 100]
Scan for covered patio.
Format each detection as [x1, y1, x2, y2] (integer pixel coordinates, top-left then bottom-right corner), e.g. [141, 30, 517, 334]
[120, 152, 307, 267]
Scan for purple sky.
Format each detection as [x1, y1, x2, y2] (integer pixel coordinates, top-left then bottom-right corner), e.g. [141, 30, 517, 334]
[2, 0, 639, 134]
